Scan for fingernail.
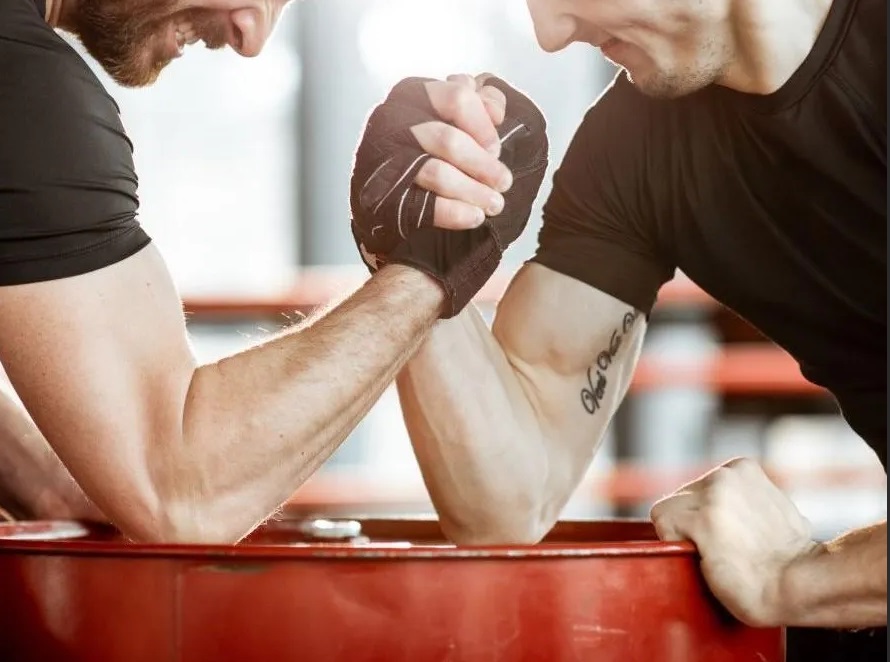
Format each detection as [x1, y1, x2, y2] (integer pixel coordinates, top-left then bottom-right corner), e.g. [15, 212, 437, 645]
[474, 207, 486, 224]
[496, 169, 513, 193]
[486, 141, 501, 156]
[487, 193, 504, 216]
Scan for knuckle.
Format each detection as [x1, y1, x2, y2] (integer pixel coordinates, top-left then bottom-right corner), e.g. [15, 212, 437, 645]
[439, 129, 465, 158]
[481, 84, 507, 104]
[649, 496, 673, 520]
[447, 73, 475, 87]
[433, 198, 462, 229]
[428, 123, 451, 150]
[426, 158, 450, 183]
[703, 472, 737, 505]
[709, 457, 762, 486]
[649, 505, 664, 522]
[488, 162, 511, 188]
[651, 518, 669, 538]
[414, 159, 436, 188]
[706, 461, 736, 481]
[448, 85, 480, 120]
[651, 513, 682, 542]
[726, 456, 759, 474]
[707, 466, 734, 488]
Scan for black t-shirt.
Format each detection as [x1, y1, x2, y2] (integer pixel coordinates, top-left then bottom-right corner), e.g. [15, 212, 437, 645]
[533, 0, 887, 467]
[0, 0, 151, 285]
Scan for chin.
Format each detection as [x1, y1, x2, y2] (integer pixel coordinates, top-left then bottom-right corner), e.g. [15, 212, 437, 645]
[106, 54, 171, 88]
[626, 68, 715, 99]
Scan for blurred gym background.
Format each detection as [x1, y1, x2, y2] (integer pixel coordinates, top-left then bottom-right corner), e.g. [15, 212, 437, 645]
[66, 0, 885, 540]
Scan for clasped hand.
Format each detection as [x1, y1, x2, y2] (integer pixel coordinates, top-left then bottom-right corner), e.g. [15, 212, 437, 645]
[349, 73, 549, 318]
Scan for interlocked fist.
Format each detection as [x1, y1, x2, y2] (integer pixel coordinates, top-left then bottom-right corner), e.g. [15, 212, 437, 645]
[350, 74, 549, 318]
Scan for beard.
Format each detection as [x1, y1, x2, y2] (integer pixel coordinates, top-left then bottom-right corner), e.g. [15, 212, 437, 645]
[627, 66, 721, 99]
[69, 0, 228, 88]
[628, 37, 731, 100]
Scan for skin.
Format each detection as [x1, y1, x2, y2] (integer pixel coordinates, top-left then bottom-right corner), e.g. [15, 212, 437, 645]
[49, 0, 291, 87]
[524, 0, 836, 97]
[0, 377, 103, 521]
[387, 0, 887, 631]
[3, 0, 515, 540]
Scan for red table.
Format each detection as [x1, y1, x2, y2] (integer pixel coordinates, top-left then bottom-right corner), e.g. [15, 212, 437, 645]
[0, 518, 784, 662]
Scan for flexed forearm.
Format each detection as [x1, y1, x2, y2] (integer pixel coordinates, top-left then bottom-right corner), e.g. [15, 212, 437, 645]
[397, 265, 647, 545]
[155, 264, 445, 543]
[396, 308, 547, 543]
[397, 304, 550, 544]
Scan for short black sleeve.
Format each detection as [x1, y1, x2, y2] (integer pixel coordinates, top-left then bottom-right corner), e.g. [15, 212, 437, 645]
[529, 74, 675, 315]
[0, 0, 151, 285]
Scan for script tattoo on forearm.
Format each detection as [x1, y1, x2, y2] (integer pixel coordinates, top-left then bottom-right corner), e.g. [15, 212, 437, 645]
[581, 309, 641, 415]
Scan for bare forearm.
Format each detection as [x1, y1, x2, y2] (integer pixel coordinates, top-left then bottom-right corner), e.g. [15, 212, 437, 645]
[780, 520, 887, 628]
[0, 386, 101, 520]
[398, 267, 647, 545]
[397, 265, 647, 545]
[155, 265, 444, 542]
[396, 306, 549, 544]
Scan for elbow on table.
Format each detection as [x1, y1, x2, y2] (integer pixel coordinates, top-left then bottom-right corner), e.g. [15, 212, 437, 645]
[441, 509, 556, 547]
[117, 496, 254, 546]
[105, 461, 256, 546]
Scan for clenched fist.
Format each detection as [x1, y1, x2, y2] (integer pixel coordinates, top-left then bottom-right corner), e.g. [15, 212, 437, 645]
[350, 73, 549, 318]
[650, 457, 819, 627]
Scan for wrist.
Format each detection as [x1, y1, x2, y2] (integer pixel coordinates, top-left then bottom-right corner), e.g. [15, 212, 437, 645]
[773, 541, 830, 626]
[383, 228, 501, 319]
[376, 263, 448, 317]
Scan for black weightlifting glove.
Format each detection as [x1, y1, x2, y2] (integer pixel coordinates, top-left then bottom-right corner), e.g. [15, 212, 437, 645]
[349, 76, 549, 318]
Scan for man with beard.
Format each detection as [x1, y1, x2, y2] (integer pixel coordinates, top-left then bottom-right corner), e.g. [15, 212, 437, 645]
[0, 0, 526, 539]
[347, 0, 886, 659]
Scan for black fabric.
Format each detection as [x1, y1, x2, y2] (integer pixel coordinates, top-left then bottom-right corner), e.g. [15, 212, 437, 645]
[351, 76, 549, 318]
[786, 625, 886, 662]
[0, 0, 151, 285]
[532, 0, 887, 470]
[350, 77, 438, 268]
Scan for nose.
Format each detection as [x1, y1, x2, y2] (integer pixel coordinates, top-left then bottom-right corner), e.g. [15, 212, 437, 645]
[229, 7, 272, 57]
[525, 0, 576, 53]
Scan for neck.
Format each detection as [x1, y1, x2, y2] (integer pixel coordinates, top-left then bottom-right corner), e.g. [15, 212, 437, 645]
[718, 0, 834, 94]
[43, 0, 76, 30]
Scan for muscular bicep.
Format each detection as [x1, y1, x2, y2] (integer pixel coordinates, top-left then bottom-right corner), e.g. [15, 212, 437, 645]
[0, 246, 196, 536]
[492, 261, 646, 488]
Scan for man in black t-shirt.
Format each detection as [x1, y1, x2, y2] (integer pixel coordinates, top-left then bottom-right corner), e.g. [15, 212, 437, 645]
[0, 0, 520, 540]
[347, 0, 887, 657]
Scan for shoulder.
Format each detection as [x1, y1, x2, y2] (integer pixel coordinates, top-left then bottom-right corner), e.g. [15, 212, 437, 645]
[535, 70, 679, 312]
[0, 0, 147, 285]
[553, 69, 693, 219]
[831, 0, 885, 108]
[567, 70, 695, 178]
[576, 70, 690, 139]
[1, 2, 132, 177]
[849, 0, 885, 45]
[573, 71, 653, 152]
